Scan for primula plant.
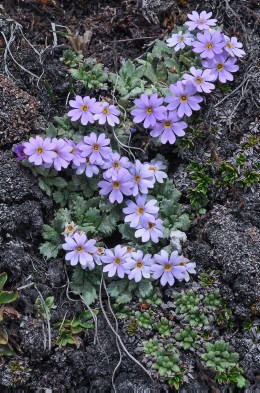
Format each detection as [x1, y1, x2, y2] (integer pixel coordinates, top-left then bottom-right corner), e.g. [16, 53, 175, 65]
[13, 8, 248, 390]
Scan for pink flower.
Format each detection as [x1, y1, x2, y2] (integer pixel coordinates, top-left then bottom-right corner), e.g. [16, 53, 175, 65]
[94, 102, 120, 126]
[131, 93, 166, 128]
[68, 95, 102, 125]
[165, 81, 203, 118]
[185, 10, 217, 31]
[150, 250, 187, 286]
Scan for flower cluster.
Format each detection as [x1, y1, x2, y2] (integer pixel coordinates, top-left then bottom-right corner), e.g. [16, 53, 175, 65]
[62, 234, 196, 286]
[130, 10, 244, 145]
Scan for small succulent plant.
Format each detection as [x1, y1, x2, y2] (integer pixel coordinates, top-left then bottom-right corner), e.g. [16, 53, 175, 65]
[173, 290, 200, 314]
[152, 349, 180, 376]
[155, 317, 172, 337]
[141, 291, 162, 307]
[175, 326, 199, 350]
[135, 311, 153, 329]
[203, 290, 222, 309]
[143, 339, 162, 356]
[184, 310, 209, 327]
[201, 340, 239, 372]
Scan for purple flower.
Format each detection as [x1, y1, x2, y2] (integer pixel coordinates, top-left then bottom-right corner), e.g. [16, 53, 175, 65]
[103, 152, 132, 180]
[62, 232, 97, 270]
[223, 35, 246, 58]
[135, 217, 164, 243]
[192, 30, 225, 59]
[98, 168, 133, 203]
[13, 144, 28, 161]
[68, 95, 102, 125]
[93, 102, 120, 127]
[166, 30, 194, 51]
[45, 138, 74, 171]
[130, 160, 155, 196]
[185, 10, 217, 31]
[150, 250, 187, 286]
[202, 52, 239, 83]
[147, 160, 168, 183]
[23, 136, 56, 166]
[74, 156, 99, 178]
[124, 250, 153, 282]
[177, 258, 196, 282]
[150, 111, 188, 144]
[165, 81, 203, 118]
[182, 67, 215, 93]
[123, 194, 159, 228]
[65, 139, 85, 167]
[131, 93, 166, 128]
[101, 245, 129, 278]
[80, 132, 112, 165]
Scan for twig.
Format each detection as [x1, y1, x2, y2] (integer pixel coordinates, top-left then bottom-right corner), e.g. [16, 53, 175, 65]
[80, 295, 100, 346]
[99, 276, 152, 382]
[106, 36, 160, 43]
[16, 282, 35, 291]
[34, 285, 52, 351]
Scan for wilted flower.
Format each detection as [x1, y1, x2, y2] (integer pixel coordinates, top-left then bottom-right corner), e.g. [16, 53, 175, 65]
[131, 93, 166, 128]
[150, 250, 187, 286]
[147, 160, 168, 183]
[80, 132, 112, 165]
[223, 35, 246, 57]
[13, 144, 28, 161]
[135, 217, 164, 243]
[192, 30, 225, 59]
[182, 67, 215, 93]
[150, 111, 188, 144]
[74, 156, 99, 177]
[130, 160, 155, 196]
[185, 10, 217, 31]
[68, 95, 102, 125]
[101, 245, 130, 278]
[165, 81, 203, 118]
[62, 221, 78, 237]
[202, 52, 239, 83]
[62, 233, 97, 269]
[93, 102, 120, 126]
[124, 250, 153, 282]
[166, 30, 194, 51]
[98, 168, 133, 203]
[45, 138, 74, 171]
[123, 194, 159, 228]
[23, 136, 56, 166]
[103, 152, 132, 180]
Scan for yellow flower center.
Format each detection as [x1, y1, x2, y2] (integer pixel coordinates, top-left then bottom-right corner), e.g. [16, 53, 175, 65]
[148, 222, 155, 230]
[146, 107, 153, 115]
[134, 175, 141, 183]
[113, 181, 120, 189]
[93, 144, 100, 151]
[71, 148, 76, 154]
[206, 42, 213, 50]
[198, 19, 204, 25]
[136, 261, 143, 269]
[216, 63, 224, 71]
[97, 247, 105, 255]
[178, 35, 184, 42]
[164, 263, 172, 271]
[114, 257, 121, 265]
[179, 261, 186, 266]
[103, 107, 109, 115]
[81, 104, 89, 112]
[164, 121, 172, 128]
[36, 147, 44, 154]
[137, 207, 144, 215]
[180, 94, 188, 103]
[149, 166, 157, 172]
[76, 246, 83, 253]
[226, 42, 233, 49]
[113, 161, 120, 169]
[195, 77, 203, 84]
[66, 225, 74, 232]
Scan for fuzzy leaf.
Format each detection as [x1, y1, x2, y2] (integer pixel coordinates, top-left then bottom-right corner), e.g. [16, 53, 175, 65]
[136, 280, 153, 298]
[0, 291, 18, 305]
[0, 273, 7, 291]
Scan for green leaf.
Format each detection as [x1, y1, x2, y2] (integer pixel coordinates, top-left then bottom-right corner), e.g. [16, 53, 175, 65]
[0, 273, 8, 291]
[70, 266, 101, 306]
[50, 177, 68, 189]
[38, 179, 52, 196]
[136, 280, 153, 298]
[0, 291, 18, 305]
[39, 242, 61, 259]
